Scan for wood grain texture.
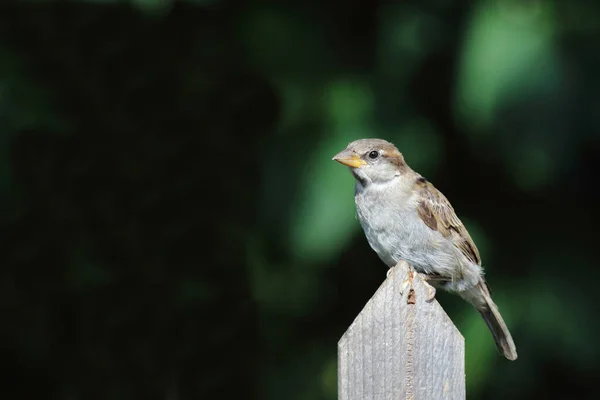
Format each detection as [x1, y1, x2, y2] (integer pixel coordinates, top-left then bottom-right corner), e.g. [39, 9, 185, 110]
[338, 261, 465, 400]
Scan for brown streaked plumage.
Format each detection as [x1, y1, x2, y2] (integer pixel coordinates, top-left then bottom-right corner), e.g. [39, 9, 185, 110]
[416, 178, 481, 266]
[333, 138, 517, 361]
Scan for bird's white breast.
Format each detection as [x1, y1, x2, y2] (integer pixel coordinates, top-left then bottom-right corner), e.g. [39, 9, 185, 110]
[354, 177, 461, 279]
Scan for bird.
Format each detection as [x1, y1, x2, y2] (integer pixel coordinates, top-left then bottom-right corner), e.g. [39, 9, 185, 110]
[332, 138, 517, 361]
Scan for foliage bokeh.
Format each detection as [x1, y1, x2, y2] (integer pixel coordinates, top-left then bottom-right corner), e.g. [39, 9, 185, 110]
[2, 0, 599, 399]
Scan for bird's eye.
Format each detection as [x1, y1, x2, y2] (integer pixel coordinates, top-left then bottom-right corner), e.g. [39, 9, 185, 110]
[368, 150, 379, 159]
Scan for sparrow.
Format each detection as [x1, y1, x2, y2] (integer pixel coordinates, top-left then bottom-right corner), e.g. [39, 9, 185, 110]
[333, 138, 517, 361]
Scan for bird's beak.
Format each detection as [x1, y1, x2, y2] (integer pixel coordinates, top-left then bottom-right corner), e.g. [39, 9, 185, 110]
[332, 149, 366, 168]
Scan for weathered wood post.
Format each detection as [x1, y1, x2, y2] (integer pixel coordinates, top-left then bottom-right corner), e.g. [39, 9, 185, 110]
[338, 261, 465, 400]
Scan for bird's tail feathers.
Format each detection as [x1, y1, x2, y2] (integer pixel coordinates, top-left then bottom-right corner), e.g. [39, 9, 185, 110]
[460, 282, 518, 361]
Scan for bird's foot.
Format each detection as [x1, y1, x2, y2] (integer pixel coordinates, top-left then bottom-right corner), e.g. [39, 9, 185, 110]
[397, 266, 417, 304]
[399, 270, 439, 303]
[399, 276, 411, 296]
[419, 276, 437, 303]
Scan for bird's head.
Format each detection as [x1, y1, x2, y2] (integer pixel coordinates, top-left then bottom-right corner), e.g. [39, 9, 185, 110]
[332, 138, 407, 186]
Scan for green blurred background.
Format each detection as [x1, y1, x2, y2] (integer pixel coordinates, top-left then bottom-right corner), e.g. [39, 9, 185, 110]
[2, 0, 599, 398]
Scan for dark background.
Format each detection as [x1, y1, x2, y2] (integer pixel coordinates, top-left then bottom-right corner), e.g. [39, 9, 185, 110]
[2, 0, 599, 399]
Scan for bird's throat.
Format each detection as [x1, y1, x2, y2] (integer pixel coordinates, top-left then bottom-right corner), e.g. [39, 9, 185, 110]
[351, 168, 368, 187]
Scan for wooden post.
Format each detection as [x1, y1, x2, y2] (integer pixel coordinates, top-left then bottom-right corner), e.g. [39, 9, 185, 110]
[338, 261, 465, 400]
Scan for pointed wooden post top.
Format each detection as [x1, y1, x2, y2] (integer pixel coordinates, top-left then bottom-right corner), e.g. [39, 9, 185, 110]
[338, 261, 465, 400]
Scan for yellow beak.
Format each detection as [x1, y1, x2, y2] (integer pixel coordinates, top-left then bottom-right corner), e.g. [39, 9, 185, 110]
[332, 150, 366, 168]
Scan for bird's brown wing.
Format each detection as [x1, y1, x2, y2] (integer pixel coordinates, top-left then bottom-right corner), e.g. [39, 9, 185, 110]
[415, 177, 481, 266]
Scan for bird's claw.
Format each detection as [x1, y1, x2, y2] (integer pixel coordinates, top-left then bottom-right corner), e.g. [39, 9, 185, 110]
[421, 278, 437, 303]
[397, 267, 417, 304]
[387, 267, 412, 301]
[398, 270, 437, 303]
[399, 278, 411, 296]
